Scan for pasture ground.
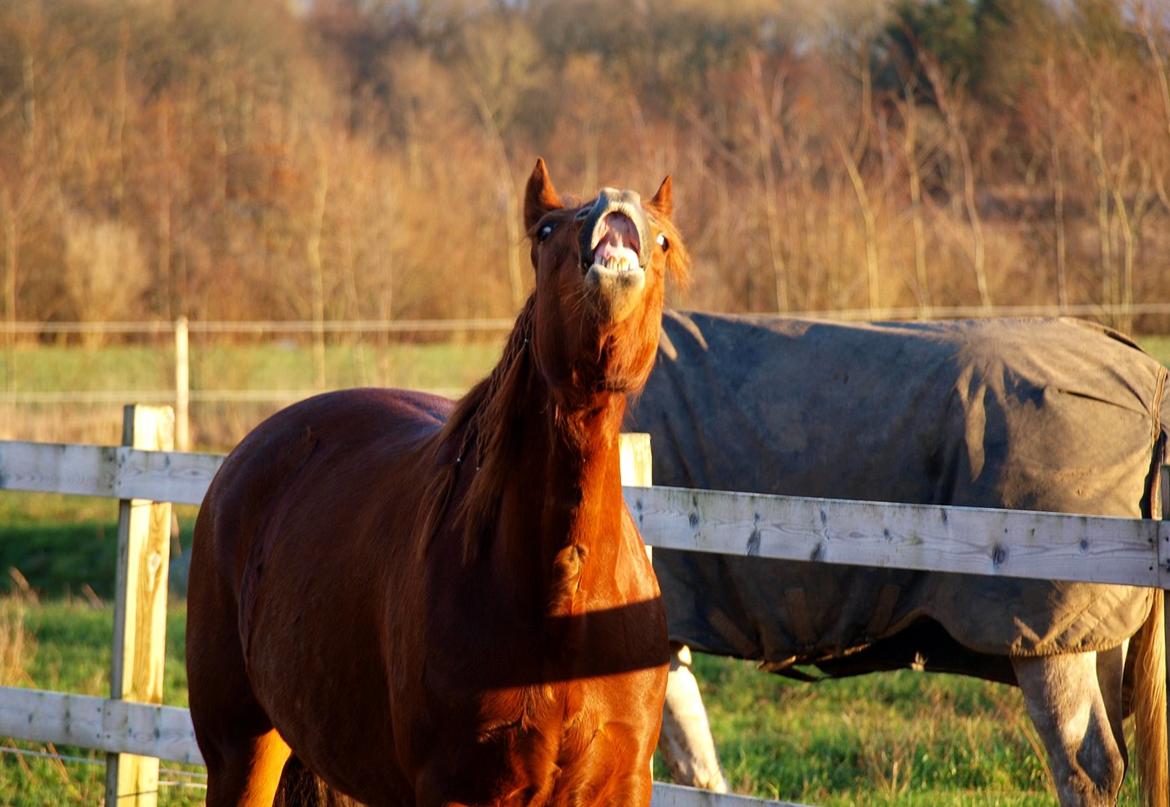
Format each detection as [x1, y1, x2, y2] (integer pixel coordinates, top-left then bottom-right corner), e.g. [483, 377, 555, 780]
[2, 333, 1167, 805]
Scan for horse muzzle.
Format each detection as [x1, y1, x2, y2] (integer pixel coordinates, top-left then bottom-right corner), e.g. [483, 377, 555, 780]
[579, 188, 652, 323]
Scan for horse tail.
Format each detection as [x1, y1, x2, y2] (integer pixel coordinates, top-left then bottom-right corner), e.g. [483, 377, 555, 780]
[274, 756, 363, 807]
[1132, 586, 1167, 807]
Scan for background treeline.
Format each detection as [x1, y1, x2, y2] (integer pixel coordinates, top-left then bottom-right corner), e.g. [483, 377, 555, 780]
[1, 0, 1169, 332]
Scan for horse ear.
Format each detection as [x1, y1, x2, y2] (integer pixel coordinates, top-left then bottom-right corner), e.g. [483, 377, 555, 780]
[524, 158, 562, 231]
[649, 176, 672, 218]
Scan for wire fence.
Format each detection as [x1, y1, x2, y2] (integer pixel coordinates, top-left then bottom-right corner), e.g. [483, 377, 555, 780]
[0, 317, 515, 336]
[0, 744, 208, 793]
[4, 304, 1170, 447]
[1, 744, 206, 780]
[4, 301, 1170, 336]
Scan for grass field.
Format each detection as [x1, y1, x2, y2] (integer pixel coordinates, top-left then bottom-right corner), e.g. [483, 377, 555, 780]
[2, 333, 1167, 804]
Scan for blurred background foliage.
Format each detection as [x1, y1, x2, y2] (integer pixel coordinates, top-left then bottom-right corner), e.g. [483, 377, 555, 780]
[0, 0, 1168, 329]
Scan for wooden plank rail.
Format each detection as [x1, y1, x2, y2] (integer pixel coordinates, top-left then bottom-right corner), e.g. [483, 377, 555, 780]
[633, 485, 1170, 589]
[0, 442, 220, 505]
[0, 687, 202, 765]
[3, 440, 1168, 587]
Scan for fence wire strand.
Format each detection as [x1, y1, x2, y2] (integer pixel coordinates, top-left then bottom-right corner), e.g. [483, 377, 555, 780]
[0, 744, 208, 788]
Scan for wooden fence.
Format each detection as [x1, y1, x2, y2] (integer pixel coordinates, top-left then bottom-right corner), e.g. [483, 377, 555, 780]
[1, 404, 1168, 806]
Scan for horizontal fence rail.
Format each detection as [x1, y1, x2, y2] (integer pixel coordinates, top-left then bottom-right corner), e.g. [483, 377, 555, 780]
[5, 302, 1170, 336]
[3, 441, 1167, 587]
[0, 317, 516, 335]
[0, 388, 465, 405]
[0, 688, 201, 765]
[633, 486, 1170, 589]
[0, 442, 221, 505]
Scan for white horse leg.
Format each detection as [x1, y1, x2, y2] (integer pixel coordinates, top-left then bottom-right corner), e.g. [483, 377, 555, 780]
[1012, 650, 1127, 806]
[1094, 643, 1128, 768]
[658, 643, 729, 792]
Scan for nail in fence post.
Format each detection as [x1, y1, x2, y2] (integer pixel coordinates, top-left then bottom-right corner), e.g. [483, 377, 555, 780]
[106, 404, 174, 807]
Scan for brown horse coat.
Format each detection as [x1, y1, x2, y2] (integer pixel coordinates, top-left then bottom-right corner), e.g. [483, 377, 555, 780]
[187, 161, 688, 806]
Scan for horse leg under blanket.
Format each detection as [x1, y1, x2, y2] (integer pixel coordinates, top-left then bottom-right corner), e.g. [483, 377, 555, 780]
[658, 643, 729, 792]
[1012, 647, 1128, 806]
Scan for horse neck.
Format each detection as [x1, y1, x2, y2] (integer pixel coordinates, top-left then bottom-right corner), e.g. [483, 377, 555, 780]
[479, 360, 632, 612]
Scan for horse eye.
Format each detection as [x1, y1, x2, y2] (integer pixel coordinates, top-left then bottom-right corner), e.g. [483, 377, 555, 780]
[538, 222, 556, 242]
[656, 233, 669, 250]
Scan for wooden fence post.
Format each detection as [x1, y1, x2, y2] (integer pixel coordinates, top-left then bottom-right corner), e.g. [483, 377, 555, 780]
[621, 433, 653, 562]
[620, 432, 653, 778]
[1161, 463, 1169, 795]
[620, 432, 653, 489]
[174, 317, 189, 452]
[106, 405, 174, 807]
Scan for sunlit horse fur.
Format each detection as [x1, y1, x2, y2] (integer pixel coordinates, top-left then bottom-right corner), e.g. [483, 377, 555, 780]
[186, 159, 690, 806]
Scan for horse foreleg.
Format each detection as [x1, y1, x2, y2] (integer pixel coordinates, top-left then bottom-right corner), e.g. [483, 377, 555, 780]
[658, 643, 729, 792]
[188, 519, 293, 806]
[200, 727, 292, 807]
[1012, 650, 1127, 806]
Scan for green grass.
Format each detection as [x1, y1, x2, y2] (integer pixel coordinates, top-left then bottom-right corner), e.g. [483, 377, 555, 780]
[685, 653, 1082, 806]
[1, 339, 505, 394]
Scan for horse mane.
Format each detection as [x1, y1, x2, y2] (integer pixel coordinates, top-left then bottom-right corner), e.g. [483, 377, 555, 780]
[419, 295, 537, 563]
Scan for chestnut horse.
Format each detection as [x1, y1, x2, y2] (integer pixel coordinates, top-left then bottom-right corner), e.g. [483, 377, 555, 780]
[186, 159, 689, 806]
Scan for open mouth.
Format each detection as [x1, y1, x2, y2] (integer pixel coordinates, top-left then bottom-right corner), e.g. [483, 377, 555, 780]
[590, 212, 641, 274]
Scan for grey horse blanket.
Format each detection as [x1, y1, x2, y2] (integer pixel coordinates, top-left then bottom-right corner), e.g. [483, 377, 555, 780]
[627, 312, 1168, 680]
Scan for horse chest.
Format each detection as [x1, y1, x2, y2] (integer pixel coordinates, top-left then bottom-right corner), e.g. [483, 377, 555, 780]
[428, 683, 639, 803]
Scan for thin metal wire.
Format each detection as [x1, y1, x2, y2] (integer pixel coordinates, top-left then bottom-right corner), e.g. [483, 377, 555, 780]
[0, 317, 516, 335]
[0, 387, 466, 404]
[160, 767, 207, 780]
[1, 303, 1170, 335]
[0, 746, 208, 784]
[0, 744, 100, 766]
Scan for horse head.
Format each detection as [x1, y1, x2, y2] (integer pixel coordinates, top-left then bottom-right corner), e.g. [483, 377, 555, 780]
[523, 158, 689, 405]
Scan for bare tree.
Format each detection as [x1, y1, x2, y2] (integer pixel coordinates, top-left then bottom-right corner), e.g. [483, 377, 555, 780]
[922, 53, 990, 309]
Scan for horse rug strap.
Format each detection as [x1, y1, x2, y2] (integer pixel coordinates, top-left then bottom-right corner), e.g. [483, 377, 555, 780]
[629, 311, 1166, 667]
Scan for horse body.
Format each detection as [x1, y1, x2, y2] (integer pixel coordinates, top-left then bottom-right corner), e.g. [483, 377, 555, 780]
[632, 311, 1168, 805]
[188, 161, 688, 806]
